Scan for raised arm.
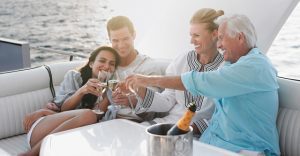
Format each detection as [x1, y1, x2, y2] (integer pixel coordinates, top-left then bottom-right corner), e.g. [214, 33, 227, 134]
[61, 78, 101, 111]
[125, 75, 186, 92]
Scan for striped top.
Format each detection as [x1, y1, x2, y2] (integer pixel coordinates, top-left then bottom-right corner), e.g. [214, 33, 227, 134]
[135, 50, 224, 136]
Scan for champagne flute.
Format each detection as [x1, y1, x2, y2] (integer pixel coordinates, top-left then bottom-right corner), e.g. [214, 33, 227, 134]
[106, 71, 122, 111]
[93, 71, 110, 115]
[108, 79, 119, 92]
[123, 71, 141, 114]
[108, 71, 128, 110]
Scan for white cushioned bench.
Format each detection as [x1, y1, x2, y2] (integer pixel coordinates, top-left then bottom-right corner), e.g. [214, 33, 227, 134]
[0, 61, 84, 155]
[0, 59, 169, 155]
[277, 78, 300, 156]
[0, 61, 298, 156]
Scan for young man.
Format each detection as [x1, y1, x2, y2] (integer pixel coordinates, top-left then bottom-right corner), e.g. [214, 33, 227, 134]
[105, 16, 165, 121]
[125, 14, 280, 155]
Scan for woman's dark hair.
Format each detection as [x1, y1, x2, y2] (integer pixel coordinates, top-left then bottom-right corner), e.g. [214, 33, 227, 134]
[77, 46, 120, 109]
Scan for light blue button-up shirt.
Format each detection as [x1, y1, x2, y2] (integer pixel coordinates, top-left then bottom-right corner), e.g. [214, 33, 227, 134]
[181, 48, 280, 155]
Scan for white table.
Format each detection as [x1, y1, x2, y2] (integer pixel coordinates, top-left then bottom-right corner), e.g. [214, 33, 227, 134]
[40, 119, 239, 156]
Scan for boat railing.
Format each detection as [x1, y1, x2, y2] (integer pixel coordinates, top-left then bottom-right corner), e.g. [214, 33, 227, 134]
[0, 38, 89, 72]
[30, 46, 88, 61]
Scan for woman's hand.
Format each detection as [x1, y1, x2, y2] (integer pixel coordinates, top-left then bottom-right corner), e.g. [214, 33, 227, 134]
[79, 78, 102, 97]
[45, 102, 60, 112]
[23, 109, 56, 133]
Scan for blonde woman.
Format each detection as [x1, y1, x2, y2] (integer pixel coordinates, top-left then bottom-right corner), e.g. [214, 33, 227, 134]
[127, 8, 224, 137]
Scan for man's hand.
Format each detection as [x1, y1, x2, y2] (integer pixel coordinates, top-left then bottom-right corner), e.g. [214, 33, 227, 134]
[125, 74, 150, 91]
[112, 88, 132, 107]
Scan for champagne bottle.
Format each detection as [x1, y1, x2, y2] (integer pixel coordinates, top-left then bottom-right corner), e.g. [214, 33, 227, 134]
[167, 102, 196, 135]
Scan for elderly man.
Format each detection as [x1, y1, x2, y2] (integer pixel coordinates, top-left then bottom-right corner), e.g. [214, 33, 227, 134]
[126, 14, 280, 155]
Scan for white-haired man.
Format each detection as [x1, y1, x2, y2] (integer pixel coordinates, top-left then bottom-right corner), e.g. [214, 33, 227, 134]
[125, 14, 280, 156]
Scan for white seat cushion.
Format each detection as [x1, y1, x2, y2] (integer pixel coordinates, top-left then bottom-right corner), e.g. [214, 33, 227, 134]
[0, 134, 28, 156]
[277, 78, 300, 156]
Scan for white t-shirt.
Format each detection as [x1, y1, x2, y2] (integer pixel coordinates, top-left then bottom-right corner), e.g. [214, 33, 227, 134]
[108, 53, 167, 121]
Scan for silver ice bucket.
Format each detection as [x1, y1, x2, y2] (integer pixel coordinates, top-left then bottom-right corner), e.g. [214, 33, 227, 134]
[146, 123, 193, 156]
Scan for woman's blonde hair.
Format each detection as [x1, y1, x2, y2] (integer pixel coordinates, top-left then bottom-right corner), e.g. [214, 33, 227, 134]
[190, 8, 224, 32]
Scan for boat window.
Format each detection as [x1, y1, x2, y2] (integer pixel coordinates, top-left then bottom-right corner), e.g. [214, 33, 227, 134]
[267, 3, 300, 80]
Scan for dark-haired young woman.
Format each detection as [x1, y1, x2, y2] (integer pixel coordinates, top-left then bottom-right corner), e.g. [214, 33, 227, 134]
[20, 46, 120, 156]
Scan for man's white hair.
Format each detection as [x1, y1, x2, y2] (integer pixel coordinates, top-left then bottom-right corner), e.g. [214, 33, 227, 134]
[215, 14, 257, 48]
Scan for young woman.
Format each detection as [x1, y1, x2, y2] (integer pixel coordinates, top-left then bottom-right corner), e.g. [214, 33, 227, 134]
[20, 46, 120, 156]
[124, 8, 225, 137]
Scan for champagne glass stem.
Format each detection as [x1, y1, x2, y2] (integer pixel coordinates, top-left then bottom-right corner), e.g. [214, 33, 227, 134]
[127, 94, 135, 114]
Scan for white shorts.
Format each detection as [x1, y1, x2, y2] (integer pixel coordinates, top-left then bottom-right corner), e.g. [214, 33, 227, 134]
[27, 117, 45, 148]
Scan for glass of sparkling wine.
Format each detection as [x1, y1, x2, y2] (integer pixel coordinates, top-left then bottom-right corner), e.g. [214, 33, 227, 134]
[123, 71, 140, 114]
[108, 79, 121, 110]
[108, 79, 119, 92]
[93, 71, 110, 115]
